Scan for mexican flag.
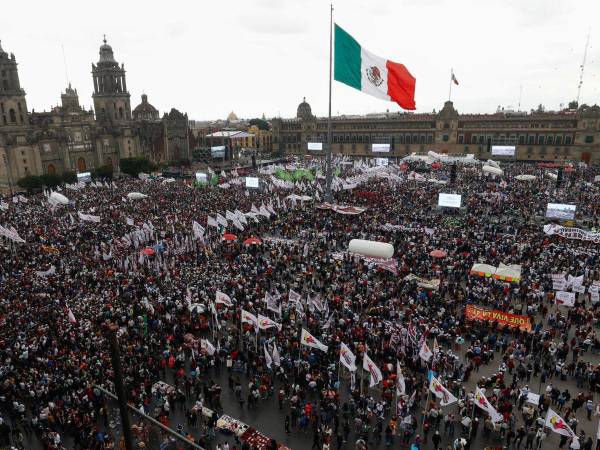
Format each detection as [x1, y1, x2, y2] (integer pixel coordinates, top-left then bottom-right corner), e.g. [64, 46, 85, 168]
[334, 24, 416, 110]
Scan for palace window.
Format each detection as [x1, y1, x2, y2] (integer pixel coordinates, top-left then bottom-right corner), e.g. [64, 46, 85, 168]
[565, 136, 572, 145]
[546, 135, 554, 145]
[458, 135, 464, 144]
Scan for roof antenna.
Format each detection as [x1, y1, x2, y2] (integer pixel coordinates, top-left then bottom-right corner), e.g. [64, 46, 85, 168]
[576, 28, 591, 105]
[61, 43, 70, 86]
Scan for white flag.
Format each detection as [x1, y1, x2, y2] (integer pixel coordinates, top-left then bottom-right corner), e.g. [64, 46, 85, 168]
[192, 221, 205, 240]
[288, 289, 302, 304]
[419, 341, 433, 362]
[241, 309, 259, 332]
[201, 339, 216, 355]
[429, 376, 458, 406]
[264, 344, 273, 369]
[207, 216, 218, 228]
[78, 211, 101, 223]
[215, 291, 234, 307]
[265, 292, 281, 317]
[339, 342, 357, 371]
[67, 307, 77, 324]
[396, 362, 406, 395]
[474, 387, 503, 422]
[545, 408, 578, 442]
[232, 218, 244, 231]
[258, 314, 282, 331]
[126, 217, 134, 226]
[216, 213, 228, 228]
[272, 344, 281, 367]
[555, 291, 575, 307]
[363, 352, 383, 387]
[225, 210, 237, 221]
[300, 328, 328, 352]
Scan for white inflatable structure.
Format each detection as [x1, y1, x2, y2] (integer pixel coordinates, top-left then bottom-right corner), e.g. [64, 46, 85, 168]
[482, 165, 504, 176]
[546, 172, 558, 180]
[486, 160, 500, 169]
[514, 174, 537, 181]
[49, 192, 69, 205]
[348, 239, 394, 259]
[127, 192, 148, 200]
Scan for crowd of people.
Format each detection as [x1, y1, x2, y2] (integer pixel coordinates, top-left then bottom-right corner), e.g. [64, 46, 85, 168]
[1, 157, 600, 450]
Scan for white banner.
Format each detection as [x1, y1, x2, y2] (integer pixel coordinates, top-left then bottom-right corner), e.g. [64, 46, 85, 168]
[555, 291, 575, 307]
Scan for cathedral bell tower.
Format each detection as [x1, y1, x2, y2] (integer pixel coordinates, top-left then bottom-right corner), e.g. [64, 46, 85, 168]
[91, 36, 131, 124]
[0, 40, 28, 127]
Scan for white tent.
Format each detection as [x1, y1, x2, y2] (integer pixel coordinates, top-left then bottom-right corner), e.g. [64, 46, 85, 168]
[546, 172, 558, 180]
[515, 175, 537, 181]
[286, 194, 312, 201]
[127, 192, 148, 200]
[49, 192, 69, 205]
[470, 263, 497, 277]
[494, 263, 522, 282]
[482, 165, 503, 176]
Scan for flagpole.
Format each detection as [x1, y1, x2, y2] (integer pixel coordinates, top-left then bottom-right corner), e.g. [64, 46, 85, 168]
[448, 68, 453, 101]
[325, 2, 334, 203]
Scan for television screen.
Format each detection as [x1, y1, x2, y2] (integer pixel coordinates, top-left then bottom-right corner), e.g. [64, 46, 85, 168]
[77, 172, 91, 183]
[372, 143, 390, 153]
[375, 158, 388, 166]
[211, 145, 226, 158]
[245, 177, 259, 188]
[546, 203, 576, 220]
[195, 172, 207, 184]
[491, 145, 516, 156]
[438, 193, 462, 208]
[307, 142, 323, 151]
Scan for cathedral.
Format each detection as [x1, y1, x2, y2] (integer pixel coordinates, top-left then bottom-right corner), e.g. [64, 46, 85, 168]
[0, 38, 190, 193]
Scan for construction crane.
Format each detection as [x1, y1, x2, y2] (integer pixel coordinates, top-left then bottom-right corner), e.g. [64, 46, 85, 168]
[576, 29, 591, 105]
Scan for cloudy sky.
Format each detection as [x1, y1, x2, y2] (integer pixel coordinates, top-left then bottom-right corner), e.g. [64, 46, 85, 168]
[2, 0, 598, 120]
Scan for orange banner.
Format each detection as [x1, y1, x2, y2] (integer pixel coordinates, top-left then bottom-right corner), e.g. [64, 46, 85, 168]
[465, 305, 532, 331]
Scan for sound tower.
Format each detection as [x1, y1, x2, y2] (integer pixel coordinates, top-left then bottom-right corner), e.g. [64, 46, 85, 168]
[450, 163, 457, 183]
[557, 168, 563, 187]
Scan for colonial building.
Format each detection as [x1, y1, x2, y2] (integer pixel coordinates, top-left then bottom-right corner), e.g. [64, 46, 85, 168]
[272, 99, 600, 163]
[0, 38, 191, 193]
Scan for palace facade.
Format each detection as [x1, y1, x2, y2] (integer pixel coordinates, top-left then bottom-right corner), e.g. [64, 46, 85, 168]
[272, 99, 600, 163]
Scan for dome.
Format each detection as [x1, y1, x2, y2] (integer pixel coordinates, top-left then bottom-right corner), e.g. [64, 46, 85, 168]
[133, 94, 159, 121]
[98, 36, 116, 64]
[227, 111, 238, 121]
[296, 97, 313, 120]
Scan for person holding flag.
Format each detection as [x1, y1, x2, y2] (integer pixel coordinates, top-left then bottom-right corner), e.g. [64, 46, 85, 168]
[258, 314, 282, 332]
[429, 376, 458, 406]
[339, 342, 357, 371]
[300, 329, 328, 352]
[215, 291, 234, 307]
[363, 352, 383, 387]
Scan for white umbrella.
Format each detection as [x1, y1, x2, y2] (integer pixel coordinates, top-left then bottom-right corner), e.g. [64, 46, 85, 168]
[515, 174, 537, 181]
[482, 165, 503, 176]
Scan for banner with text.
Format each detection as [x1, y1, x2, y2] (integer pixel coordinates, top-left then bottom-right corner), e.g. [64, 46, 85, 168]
[465, 305, 532, 331]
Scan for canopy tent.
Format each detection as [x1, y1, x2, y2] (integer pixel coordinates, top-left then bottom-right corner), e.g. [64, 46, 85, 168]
[243, 236, 262, 245]
[494, 263, 522, 282]
[470, 263, 497, 278]
[482, 165, 504, 176]
[222, 233, 238, 242]
[286, 194, 312, 201]
[429, 249, 447, 258]
[470, 262, 522, 282]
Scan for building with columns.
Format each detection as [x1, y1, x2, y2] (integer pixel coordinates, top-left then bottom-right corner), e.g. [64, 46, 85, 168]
[272, 99, 600, 163]
[0, 38, 190, 193]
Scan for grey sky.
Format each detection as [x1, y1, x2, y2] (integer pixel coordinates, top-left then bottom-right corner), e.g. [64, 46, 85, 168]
[2, 0, 599, 121]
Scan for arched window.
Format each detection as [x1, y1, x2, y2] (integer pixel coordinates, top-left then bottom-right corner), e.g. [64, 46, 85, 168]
[47, 164, 56, 175]
[77, 157, 86, 172]
[119, 107, 124, 119]
[9, 109, 16, 123]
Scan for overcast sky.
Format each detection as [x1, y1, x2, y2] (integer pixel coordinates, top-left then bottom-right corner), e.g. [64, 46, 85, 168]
[2, 0, 599, 121]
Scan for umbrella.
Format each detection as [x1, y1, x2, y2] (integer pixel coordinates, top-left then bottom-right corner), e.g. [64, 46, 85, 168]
[431, 162, 442, 169]
[429, 249, 447, 258]
[142, 247, 155, 256]
[243, 237, 262, 245]
[222, 233, 237, 242]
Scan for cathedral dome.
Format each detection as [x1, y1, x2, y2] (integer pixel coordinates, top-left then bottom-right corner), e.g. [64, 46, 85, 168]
[296, 97, 313, 120]
[98, 36, 116, 64]
[133, 94, 159, 121]
[227, 111, 238, 122]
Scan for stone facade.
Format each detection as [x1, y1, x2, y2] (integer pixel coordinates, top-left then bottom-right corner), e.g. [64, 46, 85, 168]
[272, 99, 600, 163]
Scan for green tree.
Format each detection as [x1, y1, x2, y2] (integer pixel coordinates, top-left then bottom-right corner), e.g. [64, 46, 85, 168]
[120, 157, 156, 178]
[39, 173, 62, 188]
[92, 165, 114, 180]
[17, 175, 44, 192]
[249, 118, 269, 131]
[62, 171, 77, 183]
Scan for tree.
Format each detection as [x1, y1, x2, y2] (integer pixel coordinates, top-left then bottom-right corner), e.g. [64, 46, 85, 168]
[535, 104, 545, 113]
[120, 157, 156, 178]
[92, 165, 113, 180]
[39, 173, 62, 188]
[249, 118, 269, 131]
[62, 171, 77, 183]
[17, 175, 44, 192]
[568, 100, 578, 110]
